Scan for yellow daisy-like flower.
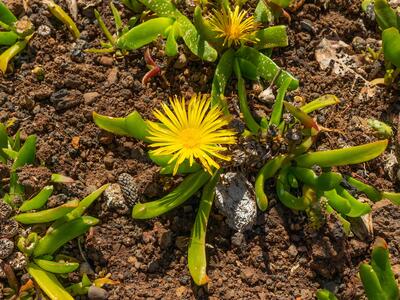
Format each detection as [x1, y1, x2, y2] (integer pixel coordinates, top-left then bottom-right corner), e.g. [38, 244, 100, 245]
[208, 6, 259, 47]
[147, 94, 236, 175]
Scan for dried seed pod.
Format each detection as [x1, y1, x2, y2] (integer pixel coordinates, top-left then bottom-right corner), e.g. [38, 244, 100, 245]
[0, 202, 12, 221]
[7, 252, 28, 271]
[0, 239, 14, 259]
[118, 173, 141, 207]
[0, 219, 19, 239]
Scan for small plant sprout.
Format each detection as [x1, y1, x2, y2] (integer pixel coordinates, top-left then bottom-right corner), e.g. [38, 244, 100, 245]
[0, 1, 34, 74]
[147, 94, 236, 174]
[87, 0, 217, 61]
[194, 1, 298, 132]
[208, 6, 259, 47]
[359, 238, 399, 300]
[0, 123, 109, 299]
[318, 237, 399, 300]
[362, 0, 400, 86]
[93, 94, 236, 285]
[44, 0, 80, 39]
[255, 97, 400, 233]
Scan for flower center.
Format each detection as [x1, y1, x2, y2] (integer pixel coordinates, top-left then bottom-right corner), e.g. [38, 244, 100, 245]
[227, 24, 240, 40]
[179, 128, 202, 149]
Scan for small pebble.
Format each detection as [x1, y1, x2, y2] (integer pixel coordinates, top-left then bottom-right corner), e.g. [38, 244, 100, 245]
[37, 25, 51, 37]
[173, 54, 187, 69]
[258, 87, 275, 103]
[99, 56, 114, 66]
[83, 92, 100, 105]
[80, 262, 95, 276]
[231, 232, 245, 247]
[88, 286, 108, 300]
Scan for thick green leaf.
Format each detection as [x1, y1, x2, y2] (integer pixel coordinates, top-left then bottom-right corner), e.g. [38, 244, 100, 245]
[110, 2, 123, 34]
[370, 238, 399, 300]
[176, 15, 217, 62]
[237, 57, 258, 81]
[300, 94, 340, 114]
[0, 0, 17, 25]
[323, 189, 351, 215]
[20, 185, 54, 212]
[165, 23, 179, 56]
[12, 135, 36, 171]
[381, 191, 400, 205]
[15, 199, 79, 224]
[93, 111, 150, 142]
[269, 79, 292, 126]
[47, 1, 80, 40]
[0, 31, 19, 46]
[359, 264, 386, 300]
[138, 0, 179, 17]
[235, 46, 299, 90]
[0, 35, 31, 74]
[211, 49, 234, 114]
[295, 140, 388, 168]
[28, 263, 74, 300]
[193, 6, 218, 42]
[254, 0, 273, 23]
[234, 58, 260, 133]
[188, 171, 220, 285]
[346, 176, 381, 202]
[132, 170, 211, 219]
[335, 186, 371, 217]
[117, 17, 174, 50]
[374, 0, 398, 30]
[316, 289, 338, 300]
[283, 101, 319, 130]
[34, 216, 99, 257]
[255, 25, 288, 49]
[255, 155, 287, 211]
[0, 123, 7, 161]
[276, 166, 310, 210]
[122, 0, 144, 13]
[382, 27, 400, 68]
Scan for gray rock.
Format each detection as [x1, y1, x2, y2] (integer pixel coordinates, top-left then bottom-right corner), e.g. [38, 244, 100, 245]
[215, 172, 257, 232]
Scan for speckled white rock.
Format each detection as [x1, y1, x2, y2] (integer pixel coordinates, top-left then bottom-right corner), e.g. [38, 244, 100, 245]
[215, 172, 257, 232]
[103, 184, 129, 214]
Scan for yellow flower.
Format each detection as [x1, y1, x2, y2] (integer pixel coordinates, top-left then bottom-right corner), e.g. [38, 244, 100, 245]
[208, 6, 259, 47]
[147, 94, 236, 175]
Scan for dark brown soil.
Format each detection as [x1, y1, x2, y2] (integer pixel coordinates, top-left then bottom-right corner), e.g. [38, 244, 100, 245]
[1, 0, 399, 299]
